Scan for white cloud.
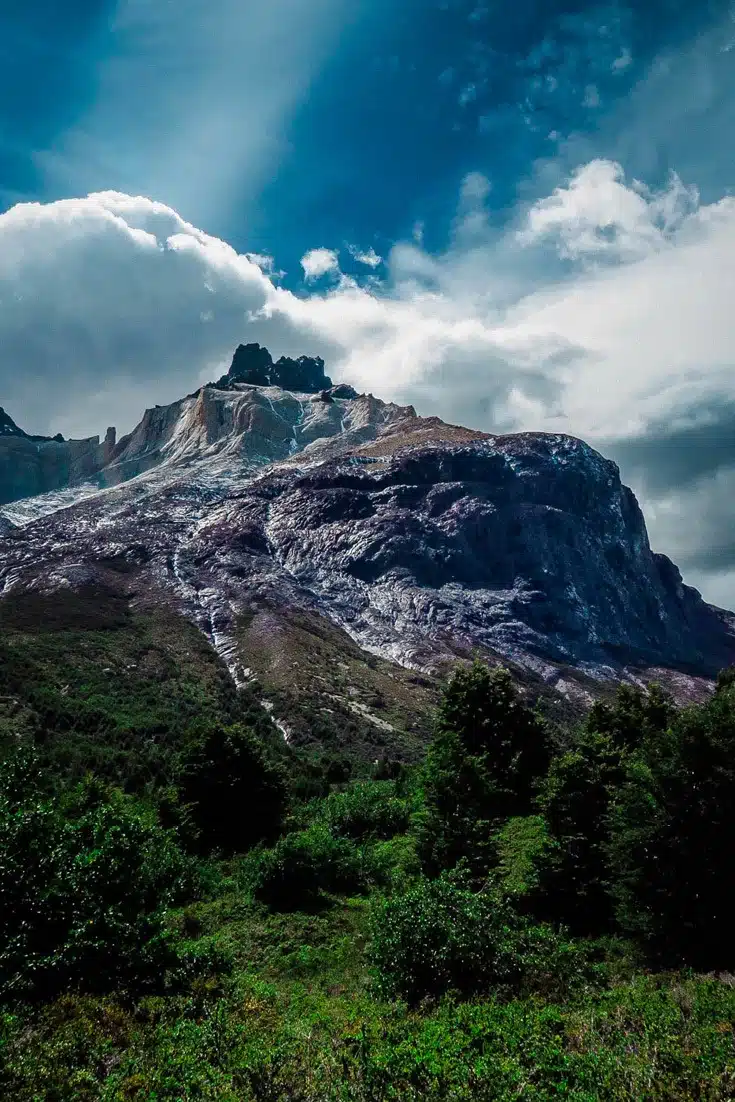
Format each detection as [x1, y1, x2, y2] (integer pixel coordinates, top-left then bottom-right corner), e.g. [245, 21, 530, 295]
[348, 244, 382, 268]
[516, 159, 698, 261]
[300, 247, 341, 282]
[0, 192, 280, 437]
[611, 47, 632, 72]
[2, 161, 735, 607]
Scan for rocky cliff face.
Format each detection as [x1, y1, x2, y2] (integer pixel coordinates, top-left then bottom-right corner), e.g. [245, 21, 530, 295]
[99, 382, 415, 488]
[0, 407, 112, 507]
[0, 365, 732, 724]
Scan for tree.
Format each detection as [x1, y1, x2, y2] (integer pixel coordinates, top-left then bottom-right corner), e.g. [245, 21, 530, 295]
[715, 666, 735, 694]
[539, 730, 625, 932]
[583, 682, 675, 752]
[607, 681, 735, 969]
[416, 663, 549, 879]
[180, 724, 287, 854]
[535, 682, 674, 934]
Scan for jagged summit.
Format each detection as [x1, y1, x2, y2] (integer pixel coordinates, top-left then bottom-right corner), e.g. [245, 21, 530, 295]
[0, 345, 354, 506]
[0, 406, 26, 437]
[216, 342, 333, 393]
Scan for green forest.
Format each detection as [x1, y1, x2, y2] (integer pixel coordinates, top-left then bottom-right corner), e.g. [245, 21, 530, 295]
[1, 595, 735, 1099]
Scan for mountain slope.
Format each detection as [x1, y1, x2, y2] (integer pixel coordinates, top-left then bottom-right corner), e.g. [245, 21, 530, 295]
[1, 348, 732, 756]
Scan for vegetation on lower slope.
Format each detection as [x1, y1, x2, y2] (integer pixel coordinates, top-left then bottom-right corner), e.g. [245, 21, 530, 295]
[1, 589, 735, 1098]
[236, 605, 437, 761]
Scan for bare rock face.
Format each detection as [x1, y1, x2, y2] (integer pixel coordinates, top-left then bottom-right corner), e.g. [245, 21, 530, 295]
[0, 406, 110, 507]
[96, 385, 416, 490]
[242, 435, 733, 676]
[0, 385, 732, 712]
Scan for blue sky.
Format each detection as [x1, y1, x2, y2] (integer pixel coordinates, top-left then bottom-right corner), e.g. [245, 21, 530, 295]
[2, 0, 735, 607]
[3, 0, 732, 274]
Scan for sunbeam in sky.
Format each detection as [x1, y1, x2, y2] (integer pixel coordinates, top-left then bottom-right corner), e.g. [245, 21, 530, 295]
[32, 0, 372, 232]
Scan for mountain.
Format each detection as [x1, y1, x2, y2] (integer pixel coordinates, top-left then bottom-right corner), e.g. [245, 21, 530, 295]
[0, 346, 732, 761]
[0, 406, 28, 437]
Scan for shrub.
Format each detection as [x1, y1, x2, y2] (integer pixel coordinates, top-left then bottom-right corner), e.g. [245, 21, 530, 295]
[0, 775, 198, 1001]
[301, 780, 410, 841]
[249, 823, 368, 910]
[367, 834, 422, 891]
[370, 869, 585, 1004]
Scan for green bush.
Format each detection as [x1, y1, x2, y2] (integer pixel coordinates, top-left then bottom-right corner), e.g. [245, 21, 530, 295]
[370, 869, 586, 1004]
[0, 775, 198, 1001]
[300, 780, 410, 841]
[249, 823, 368, 910]
[4, 975, 735, 1101]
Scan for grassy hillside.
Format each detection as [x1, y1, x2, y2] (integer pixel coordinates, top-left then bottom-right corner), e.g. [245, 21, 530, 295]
[1, 593, 735, 1099]
[237, 605, 438, 761]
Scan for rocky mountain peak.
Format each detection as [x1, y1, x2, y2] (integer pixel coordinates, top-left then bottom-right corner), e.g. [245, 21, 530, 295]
[218, 343, 333, 393]
[0, 406, 27, 437]
[226, 342, 273, 385]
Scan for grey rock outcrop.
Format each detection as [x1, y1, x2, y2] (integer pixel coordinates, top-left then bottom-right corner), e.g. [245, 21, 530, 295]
[216, 343, 332, 392]
[0, 407, 27, 438]
[0, 415, 111, 507]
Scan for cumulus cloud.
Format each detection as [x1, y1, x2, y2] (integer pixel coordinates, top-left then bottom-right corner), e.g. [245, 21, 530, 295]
[348, 245, 382, 268]
[1, 160, 735, 607]
[516, 159, 698, 261]
[611, 47, 632, 72]
[0, 191, 329, 438]
[300, 247, 341, 282]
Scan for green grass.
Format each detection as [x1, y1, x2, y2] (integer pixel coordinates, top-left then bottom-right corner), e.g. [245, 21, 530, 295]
[3, 895, 735, 1102]
[0, 591, 266, 794]
[236, 605, 437, 763]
